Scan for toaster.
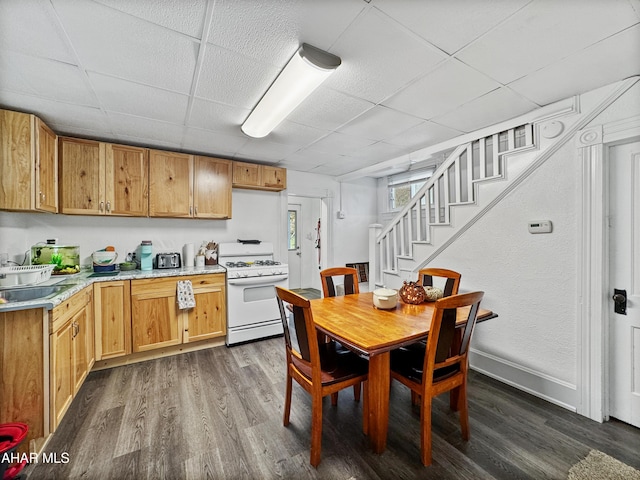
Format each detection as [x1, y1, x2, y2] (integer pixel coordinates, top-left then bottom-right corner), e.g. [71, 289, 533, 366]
[156, 253, 181, 269]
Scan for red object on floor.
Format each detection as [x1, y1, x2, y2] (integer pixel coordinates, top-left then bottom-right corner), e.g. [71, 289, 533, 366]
[0, 423, 28, 480]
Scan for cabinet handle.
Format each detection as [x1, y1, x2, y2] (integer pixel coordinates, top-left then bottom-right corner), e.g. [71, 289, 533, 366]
[194, 206, 198, 216]
[106, 201, 111, 213]
[190, 206, 193, 216]
[99, 201, 104, 212]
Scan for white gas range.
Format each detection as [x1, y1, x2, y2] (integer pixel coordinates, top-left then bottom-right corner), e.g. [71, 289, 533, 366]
[219, 242, 288, 346]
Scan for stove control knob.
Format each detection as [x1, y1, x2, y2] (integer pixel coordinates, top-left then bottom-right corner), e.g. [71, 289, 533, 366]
[242, 272, 249, 277]
[257, 271, 263, 276]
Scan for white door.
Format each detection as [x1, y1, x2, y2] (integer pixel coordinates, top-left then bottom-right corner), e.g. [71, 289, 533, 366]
[609, 140, 640, 428]
[287, 204, 302, 289]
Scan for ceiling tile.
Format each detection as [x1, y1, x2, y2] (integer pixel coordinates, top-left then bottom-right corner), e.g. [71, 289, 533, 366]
[207, 0, 366, 66]
[195, 45, 280, 109]
[235, 138, 301, 162]
[456, 0, 640, 84]
[107, 112, 186, 146]
[349, 141, 411, 163]
[268, 121, 331, 148]
[188, 97, 250, 136]
[94, 0, 208, 38]
[374, 0, 531, 54]
[385, 121, 463, 149]
[338, 106, 424, 141]
[509, 25, 640, 105]
[0, 0, 75, 63]
[309, 132, 376, 156]
[182, 127, 246, 157]
[0, 52, 37, 97]
[383, 59, 501, 120]
[287, 87, 375, 131]
[88, 72, 189, 124]
[52, 0, 199, 93]
[433, 87, 538, 133]
[282, 147, 345, 166]
[325, 7, 448, 103]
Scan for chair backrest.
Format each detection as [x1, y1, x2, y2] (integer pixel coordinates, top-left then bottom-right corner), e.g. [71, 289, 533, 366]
[320, 267, 359, 297]
[275, 286, 322, 379]
[423, 291, 484, 385]
[417, 268, 461, 297]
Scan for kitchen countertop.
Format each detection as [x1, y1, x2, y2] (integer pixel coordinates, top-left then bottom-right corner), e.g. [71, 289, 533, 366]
[0, 265, 227, 313]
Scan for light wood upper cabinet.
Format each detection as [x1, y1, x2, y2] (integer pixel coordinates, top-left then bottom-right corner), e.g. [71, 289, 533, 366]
[59, 137, 148, 216]
[94, 280, 131, 360]
[149, 151, 232, 219]
[149, 149, 193, 217]
[106, 144, 149, 216]
[0, 109, 58, 212]
[194, 156, 232, 219]
[232, 161, 286, 191]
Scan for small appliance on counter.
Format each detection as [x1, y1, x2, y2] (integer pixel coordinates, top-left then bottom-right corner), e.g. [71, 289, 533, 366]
[31, 240, 80, 275]
[155, 253, 181, 269]
[139, 241, 153, 271]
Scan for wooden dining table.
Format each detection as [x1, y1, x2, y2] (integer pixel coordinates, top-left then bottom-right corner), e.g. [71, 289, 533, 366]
[310, 291, 495, 454]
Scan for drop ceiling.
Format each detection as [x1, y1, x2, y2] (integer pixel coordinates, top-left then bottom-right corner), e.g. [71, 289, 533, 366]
[1, 0, 639, 179]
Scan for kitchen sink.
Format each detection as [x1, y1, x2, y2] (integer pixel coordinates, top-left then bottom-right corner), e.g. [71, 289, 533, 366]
[0, 284, 72, 303]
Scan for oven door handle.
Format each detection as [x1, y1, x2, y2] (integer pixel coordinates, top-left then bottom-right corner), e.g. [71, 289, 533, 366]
[227, 274, 289, 286]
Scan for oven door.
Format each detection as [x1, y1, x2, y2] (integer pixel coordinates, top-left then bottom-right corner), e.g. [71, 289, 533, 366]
[226, 274, 289, 328]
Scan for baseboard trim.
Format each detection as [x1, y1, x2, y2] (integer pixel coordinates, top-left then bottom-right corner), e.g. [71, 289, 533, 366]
[469, 348, 577, 413]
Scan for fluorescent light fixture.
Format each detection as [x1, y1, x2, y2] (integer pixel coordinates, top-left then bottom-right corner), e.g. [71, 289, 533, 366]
[241, 44, 341, 138]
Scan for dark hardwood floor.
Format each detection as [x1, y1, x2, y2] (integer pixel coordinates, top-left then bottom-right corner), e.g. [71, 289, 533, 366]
[25, 337, 639, 479]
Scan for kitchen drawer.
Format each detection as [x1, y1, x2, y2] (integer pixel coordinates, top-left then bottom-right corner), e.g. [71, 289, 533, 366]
[51, 286, 92, 332]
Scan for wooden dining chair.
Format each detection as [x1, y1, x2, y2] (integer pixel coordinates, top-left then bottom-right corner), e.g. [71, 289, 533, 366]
[319, 267, 363, 403]
[320, 267, 360, 297]
[390, 291, 484, 466]
[275, 286, 369, 467]
[417, 268, 461, 297]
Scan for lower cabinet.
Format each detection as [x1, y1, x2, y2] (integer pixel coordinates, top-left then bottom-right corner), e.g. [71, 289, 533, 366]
[131, 274, 226, 352]
[50, 285, 94, 430]
[94, 280, 131, 360]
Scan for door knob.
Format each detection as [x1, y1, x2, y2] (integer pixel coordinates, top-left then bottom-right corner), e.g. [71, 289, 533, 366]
[612, 288, 627, 315]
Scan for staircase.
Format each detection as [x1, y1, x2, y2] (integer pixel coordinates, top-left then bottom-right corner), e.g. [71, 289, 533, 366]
[369, 123, 536, 288]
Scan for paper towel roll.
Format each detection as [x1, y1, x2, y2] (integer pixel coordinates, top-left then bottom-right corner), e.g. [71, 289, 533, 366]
[183, 243, 195, 268]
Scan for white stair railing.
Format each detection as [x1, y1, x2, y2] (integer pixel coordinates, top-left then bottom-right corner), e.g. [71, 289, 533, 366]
[370, 123, 534, 285]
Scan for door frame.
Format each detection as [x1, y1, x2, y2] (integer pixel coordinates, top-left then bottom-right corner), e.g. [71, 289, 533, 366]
[577, 115, 640, 422]
[286, 193, 331, 289]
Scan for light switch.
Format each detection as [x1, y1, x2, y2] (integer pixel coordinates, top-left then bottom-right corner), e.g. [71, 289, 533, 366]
[528, 220, 552, 234]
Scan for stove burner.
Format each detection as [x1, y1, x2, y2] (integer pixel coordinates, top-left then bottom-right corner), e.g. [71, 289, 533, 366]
[225, 260, 281, 268]
[254, 260, 280, 266]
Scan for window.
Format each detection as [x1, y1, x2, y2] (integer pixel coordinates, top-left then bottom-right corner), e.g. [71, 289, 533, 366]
[388, 167, 434, 211]
[288, 210, 297, 250]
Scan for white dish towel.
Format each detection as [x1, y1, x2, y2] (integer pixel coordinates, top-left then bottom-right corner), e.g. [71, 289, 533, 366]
[177, 280, 196, 309]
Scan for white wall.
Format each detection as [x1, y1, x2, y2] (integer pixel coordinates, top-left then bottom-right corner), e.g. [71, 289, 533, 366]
[0, 188, 285, 266]
[373, 79, 640, 410]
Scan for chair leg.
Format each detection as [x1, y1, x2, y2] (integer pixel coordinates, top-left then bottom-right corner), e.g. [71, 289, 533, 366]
[283, 374, 292, 426]
[450, 388, 459, 411]
[362, 380, 369, 436]
[353, 382, 361, 402]
[420, 393, 433, 466]
[331, 392, 338, 406]
[458, 382, 470, 441]
[411, 391, 420, 406]
[310, 392, 323, 467]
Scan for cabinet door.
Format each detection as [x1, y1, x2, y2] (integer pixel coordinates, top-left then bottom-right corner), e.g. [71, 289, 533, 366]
[148, 150, 193, 217]
[194, 156, 232, 219]
[72, 303, 94, 394]
[232, 161, 261, 188]
[105, 143, 149, 216]
[35, 118, 58, 213]
[59, 137, 106, 215]
[94, 281, 131, 360]
[0, 110, 34, 211]
[184, 283, 226, 343]
[262, 166, 286, 191]
[51, 320, 74, 430]
[131, 278, 183, 352]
